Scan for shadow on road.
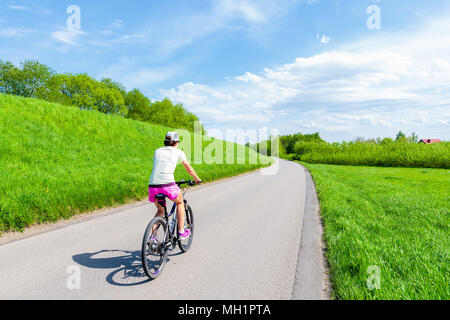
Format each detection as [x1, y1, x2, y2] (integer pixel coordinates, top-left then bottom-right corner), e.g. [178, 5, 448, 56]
[72, 249, 183, 287]
[73, 249, 150, 286]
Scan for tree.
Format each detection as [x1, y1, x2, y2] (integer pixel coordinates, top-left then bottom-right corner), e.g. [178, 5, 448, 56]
[0, 60, 53, 98]
[125, 88, 151, 121]
[381, 137, 394, 145]
[0, 60, 18, 94]
[409, 132, 419, 143]
[21, 60, 54, 98]
[93, 81, 127, 116]
[279, 132, 325, 154]
[100, 78, 127, 100]
[43, 73, 96, 109]
[396, 130, 407, 142]
[146, 98, 203, 132]
[41, 73, 127, 116]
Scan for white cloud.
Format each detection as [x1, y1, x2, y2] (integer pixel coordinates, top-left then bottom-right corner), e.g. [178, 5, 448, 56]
[87, 32, 148, 48]
[51, 27, 85, 46]
[43, 1, 295, 56]
[109, 19, 124, 29]
[0, 27, 36, 38]
[149, 0, 298, 57]
[99, 19, 125, 37]
[112, 33, 146, 44]
[8, 5, 29, 11]
[215, 0, 269, 24]
[161, 14, 450, 139]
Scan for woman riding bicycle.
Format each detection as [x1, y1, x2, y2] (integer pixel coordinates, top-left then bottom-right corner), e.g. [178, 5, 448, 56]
[148, 132, 201, 240]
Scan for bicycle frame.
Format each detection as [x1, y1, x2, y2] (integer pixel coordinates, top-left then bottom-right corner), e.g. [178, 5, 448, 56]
[156, 197, 178, 252]
[154, 182, 193, 255]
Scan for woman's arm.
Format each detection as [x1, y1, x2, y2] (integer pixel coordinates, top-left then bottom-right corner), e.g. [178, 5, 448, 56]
[182, 160, 202, 183]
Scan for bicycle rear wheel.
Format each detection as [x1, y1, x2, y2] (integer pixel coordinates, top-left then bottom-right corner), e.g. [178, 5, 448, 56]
[178, 204, 194, 252]
[141, 217, 168, 279]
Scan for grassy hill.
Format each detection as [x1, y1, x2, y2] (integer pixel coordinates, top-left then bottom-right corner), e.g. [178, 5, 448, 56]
[0, 94, 271, 234]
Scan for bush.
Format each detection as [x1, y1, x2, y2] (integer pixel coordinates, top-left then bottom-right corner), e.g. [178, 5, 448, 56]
[280, 132, 325, 154]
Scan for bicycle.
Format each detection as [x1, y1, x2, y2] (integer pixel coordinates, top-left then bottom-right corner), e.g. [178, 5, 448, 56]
[141, 180, 198, 279]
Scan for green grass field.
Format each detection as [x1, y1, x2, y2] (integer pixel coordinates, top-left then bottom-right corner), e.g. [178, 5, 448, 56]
[292, 141, 450, 169]
[0, 94, 271, 234]
[301, 162, 449, 300]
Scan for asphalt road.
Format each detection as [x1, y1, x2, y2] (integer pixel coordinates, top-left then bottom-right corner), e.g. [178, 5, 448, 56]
[0, 160, 327, 300]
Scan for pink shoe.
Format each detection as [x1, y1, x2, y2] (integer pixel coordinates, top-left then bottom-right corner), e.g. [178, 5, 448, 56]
[178, 229, 191, 240]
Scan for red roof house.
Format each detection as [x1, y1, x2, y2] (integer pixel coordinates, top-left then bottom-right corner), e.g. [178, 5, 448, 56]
[419, 139, 441, 144]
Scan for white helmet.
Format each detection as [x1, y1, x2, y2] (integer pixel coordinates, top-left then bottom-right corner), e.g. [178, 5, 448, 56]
[165, 132, 180, 144]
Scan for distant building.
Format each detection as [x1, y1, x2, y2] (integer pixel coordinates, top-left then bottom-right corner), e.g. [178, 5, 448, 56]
[419, 139, 441, 144]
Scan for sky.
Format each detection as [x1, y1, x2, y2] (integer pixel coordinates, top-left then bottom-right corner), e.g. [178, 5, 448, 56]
[0, 0, 449, 142]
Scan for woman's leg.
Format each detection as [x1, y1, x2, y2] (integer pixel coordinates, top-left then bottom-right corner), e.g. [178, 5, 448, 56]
[151, 201, 165, 234]
[154, 201, 165, 218]
[173, 193, 186, 233]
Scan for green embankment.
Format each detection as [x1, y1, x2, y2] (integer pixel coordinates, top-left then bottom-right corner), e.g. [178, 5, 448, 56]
[0, 94, 271, 233]
[301, 162, 449, 300]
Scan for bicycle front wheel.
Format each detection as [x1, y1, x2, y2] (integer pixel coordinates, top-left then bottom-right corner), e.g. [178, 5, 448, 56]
[178, 204, 194, 252]
[141, 217, 168, 279]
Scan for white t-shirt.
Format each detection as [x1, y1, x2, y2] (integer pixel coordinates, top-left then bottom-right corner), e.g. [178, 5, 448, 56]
[149, 147, 187, 185]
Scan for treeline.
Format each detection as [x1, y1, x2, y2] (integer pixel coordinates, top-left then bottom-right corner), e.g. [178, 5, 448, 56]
[252, 131, 449, 168]
[0, 59, 202, 132]
[247, 132, 325, 157]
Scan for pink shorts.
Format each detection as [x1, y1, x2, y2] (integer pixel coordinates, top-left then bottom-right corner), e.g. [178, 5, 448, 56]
[148, 183, 180, 203]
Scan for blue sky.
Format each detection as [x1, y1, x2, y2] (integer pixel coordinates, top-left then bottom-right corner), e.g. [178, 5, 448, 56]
[1, 0, 449, 142]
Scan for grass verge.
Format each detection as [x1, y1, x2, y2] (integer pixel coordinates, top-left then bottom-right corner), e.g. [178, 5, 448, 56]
[301, 162, 449, 300]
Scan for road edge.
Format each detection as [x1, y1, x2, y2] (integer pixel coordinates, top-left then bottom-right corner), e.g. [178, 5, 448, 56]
[291, 163, 332, 300]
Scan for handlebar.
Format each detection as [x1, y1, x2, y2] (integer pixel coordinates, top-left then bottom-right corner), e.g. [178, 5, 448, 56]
[176, 180, 202, 187]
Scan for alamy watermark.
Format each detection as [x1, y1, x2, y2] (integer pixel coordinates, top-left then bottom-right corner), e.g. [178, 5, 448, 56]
[175, 122, 280, 175]
[66, 5, 81, 30]
[66, 265, 81, 290]
[367, 4, 381, 30]
[367, 265, 381, 290]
